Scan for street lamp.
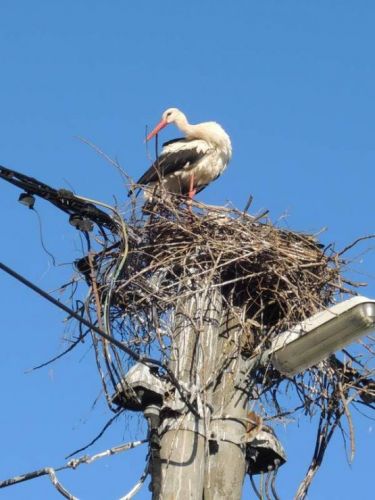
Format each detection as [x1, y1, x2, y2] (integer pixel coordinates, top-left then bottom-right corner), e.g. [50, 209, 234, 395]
[270, 296, 375, 375]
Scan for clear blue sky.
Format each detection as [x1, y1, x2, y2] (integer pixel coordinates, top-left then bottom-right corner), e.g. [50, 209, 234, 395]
[0, 1, 374, 499]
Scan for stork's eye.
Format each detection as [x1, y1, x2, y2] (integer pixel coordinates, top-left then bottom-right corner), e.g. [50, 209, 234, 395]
[166, 111, 172, 117]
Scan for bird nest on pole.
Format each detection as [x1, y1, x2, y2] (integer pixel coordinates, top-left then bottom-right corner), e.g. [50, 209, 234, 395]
[72, 192, 374, 497]
[81, 194, 346, 358]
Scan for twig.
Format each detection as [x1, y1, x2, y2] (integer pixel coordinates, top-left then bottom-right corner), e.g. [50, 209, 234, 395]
[242, 194, 253, 215]
[65, 410, 125, 459]
[76, 135, 131, 187]
[338, 234, 375, 256]
[25, 329, 89, 372]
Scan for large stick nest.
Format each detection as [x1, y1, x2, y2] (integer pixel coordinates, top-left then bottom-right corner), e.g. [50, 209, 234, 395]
[95, 197, 346, 353]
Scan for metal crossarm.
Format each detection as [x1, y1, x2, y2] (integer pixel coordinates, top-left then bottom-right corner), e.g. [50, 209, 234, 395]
[0, 164, 116, 231]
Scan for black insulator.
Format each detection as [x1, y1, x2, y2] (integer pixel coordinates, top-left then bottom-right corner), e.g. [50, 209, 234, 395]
[69, 214, 82, 228]
[69, 214, 93, 232]
[18, 192, 35, 209]
[78, 218, 94, 232]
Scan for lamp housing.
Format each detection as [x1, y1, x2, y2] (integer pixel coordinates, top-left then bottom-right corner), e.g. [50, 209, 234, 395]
[270, 296, 375, 375]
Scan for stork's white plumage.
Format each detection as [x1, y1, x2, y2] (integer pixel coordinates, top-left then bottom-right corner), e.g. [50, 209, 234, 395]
[133, 108, 232, 200]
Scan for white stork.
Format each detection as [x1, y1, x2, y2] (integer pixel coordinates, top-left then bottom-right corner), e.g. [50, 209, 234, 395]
[132, 108, 232, 201]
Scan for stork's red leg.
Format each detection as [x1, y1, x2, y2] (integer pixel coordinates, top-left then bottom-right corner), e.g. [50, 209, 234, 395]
[188, 173, 196, 199]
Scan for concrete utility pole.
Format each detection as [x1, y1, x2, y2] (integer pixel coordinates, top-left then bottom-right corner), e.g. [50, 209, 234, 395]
[158, 281, 249, 499]
[113, 270, 285, 498]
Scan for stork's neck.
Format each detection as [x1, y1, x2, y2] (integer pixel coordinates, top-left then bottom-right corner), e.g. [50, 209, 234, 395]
[175, 116, 231, 152]
[173, 114, 193, 136]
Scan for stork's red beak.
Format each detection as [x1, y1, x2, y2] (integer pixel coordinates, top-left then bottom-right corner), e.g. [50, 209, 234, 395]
[146, 119, 168, 141]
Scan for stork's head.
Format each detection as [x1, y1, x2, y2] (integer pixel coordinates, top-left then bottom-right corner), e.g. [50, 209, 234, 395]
[162, 107, 185, 124]
[146, 107, 187, 141]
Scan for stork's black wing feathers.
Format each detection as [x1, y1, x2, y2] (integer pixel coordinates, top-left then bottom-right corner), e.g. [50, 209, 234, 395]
[162, 137, 185, 147]
[135, 139, 207, 186]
